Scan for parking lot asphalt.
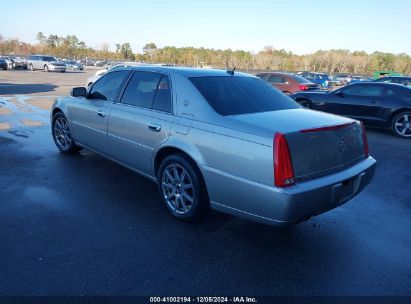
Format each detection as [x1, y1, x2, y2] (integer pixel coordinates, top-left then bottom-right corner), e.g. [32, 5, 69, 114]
[0, 70, 410, 296]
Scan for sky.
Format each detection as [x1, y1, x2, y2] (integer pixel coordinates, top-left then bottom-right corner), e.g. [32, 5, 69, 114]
[1, 0, 410, 55]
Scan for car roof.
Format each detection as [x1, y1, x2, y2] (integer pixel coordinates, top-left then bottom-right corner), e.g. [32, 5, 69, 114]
[349, 81, 410, 88]
[380, 76, 411, 79]
[113, 66, 255, 78]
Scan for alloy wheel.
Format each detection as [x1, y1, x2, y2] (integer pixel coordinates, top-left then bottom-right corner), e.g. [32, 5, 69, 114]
[394, 114, 411, 138]
[161, 163, 195, 215]
[53, 117, 73, 149]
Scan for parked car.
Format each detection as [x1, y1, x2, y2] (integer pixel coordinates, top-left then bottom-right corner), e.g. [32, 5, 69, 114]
[348, 75, 365, 83]
[373, 76, 411, 87]
[333, 73, 350, 85]
[5, 56, 28, 70]
[256, 72, 320, 94]
[51, 67, 376, 225]
[64, 60, 84, 71]
[0, 58, 8, 70]
[94, 60, 108, 67]
[27, 55, 66, 72]
[299, 72, 332, 88]
[291, 82, 411, 138]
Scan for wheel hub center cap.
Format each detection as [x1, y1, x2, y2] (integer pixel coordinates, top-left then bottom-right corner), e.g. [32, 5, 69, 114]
[174, 183, 182, 195]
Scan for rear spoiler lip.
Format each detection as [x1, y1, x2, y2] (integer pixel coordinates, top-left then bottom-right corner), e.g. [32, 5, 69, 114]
[300, 122, 356, 133]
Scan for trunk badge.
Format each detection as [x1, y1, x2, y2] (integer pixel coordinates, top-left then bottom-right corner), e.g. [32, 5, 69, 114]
[338, 137, 347, 152]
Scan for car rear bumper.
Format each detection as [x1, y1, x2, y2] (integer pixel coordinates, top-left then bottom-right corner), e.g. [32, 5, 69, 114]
[204, 156, 376, 225]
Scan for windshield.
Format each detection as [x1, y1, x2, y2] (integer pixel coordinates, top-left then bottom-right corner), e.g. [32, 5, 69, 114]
[190, 76, 300, 116]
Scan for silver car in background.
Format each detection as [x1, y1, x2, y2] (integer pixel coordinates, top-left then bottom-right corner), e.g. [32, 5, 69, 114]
[28, 55, 66, 72]
[51, 67, 376, 225]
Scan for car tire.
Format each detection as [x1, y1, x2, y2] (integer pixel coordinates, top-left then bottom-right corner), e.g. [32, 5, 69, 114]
[391, 111, 411, 139]
[157, 154, 209, 222]
[51, 112, 82, 153]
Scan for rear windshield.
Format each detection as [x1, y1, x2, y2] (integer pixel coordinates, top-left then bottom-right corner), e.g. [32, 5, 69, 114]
[190, 76, 299, 116]
[291, 75, 312, 83]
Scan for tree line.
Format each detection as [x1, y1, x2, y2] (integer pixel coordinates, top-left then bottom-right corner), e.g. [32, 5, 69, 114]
[0, 32, 410, 75]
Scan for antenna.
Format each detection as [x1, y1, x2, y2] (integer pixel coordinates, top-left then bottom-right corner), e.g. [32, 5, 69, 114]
[226, 67, 236, 75]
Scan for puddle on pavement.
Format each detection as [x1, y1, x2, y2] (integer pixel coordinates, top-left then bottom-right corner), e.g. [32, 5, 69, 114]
[21, 119, 43, 127]
[27, 97, 55, 110]
[8, 129, 34, 138]
[0, 122, 11, 130]
[24, 186, 64, 208]
[0, 107, 12, 115]
[0, 95, 53, 131]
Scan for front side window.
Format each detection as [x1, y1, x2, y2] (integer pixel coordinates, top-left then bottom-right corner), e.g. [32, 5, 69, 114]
[121, 72, 172, 112]
[343, 84, 384, 97]
[190, 76, 299, 116]
[88, 70, 131, 101]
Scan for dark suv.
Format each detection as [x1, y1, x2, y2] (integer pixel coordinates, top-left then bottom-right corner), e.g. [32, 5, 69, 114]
[256, 72, 320, 94]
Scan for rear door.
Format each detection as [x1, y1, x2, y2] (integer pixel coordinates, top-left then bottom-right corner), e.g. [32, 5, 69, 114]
[70, 70, 131, 154]
[107, 71, 174, 176]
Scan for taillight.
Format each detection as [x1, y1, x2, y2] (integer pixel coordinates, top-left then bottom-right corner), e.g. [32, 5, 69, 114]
[274, 133, 295, 187]
[360, 122, 369, 157]
[299, 85, 308, 91]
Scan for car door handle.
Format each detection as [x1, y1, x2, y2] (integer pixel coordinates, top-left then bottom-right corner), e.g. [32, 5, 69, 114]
[370, 100, 378, 104]
[97, 110, 106, 117]
[148, 123, 161, 132]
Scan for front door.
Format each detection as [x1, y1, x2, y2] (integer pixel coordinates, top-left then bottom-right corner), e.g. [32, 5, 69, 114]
[337, 84, 384, 120]
[70, 70, 131, 154]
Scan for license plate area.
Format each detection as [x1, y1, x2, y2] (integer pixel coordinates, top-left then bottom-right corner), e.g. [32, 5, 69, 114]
[331, 172, 365, 206]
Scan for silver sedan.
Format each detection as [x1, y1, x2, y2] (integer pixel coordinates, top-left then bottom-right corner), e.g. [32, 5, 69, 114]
[51, 66, 376, 225]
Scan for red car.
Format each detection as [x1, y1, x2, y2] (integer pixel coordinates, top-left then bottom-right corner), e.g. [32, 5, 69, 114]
[256, 72, 321, 94]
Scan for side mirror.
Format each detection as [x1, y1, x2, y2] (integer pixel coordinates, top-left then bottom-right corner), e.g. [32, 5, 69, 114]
[70, 87, 87, 97]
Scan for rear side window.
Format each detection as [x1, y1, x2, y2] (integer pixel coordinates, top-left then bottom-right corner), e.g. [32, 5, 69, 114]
[267, 75, 286, 83]
[152, 76, 172, 112]
[89, 70, 131, 101]
[190, 76, 299, 116]
[121, 72, 172, 112]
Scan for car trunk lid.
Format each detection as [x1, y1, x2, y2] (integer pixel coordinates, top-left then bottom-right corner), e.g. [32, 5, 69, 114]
[230, 109, 367, 183]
